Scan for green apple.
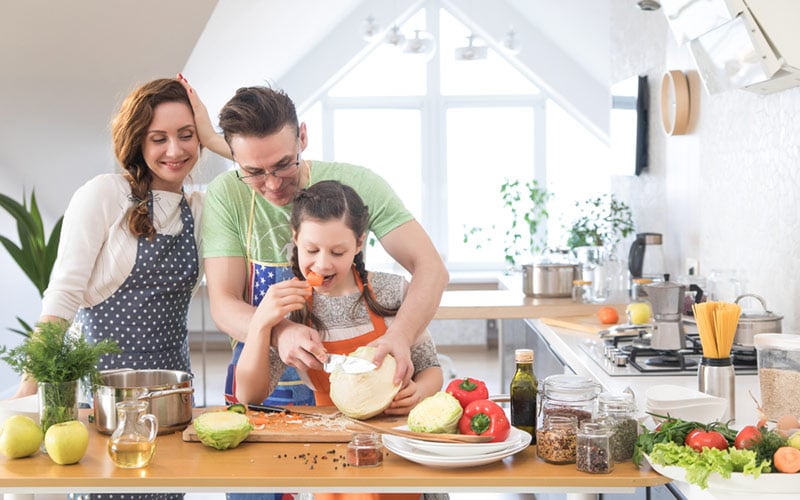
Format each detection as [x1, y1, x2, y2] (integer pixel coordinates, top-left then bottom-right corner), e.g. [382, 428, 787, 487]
[788, 431, 800, 450]
[44, 419, 89, 465]
[0, 415, 44, 458]
[626, 302, 653, 325]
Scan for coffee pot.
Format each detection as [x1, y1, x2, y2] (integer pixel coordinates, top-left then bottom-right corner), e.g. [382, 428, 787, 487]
[628, 233, 666, 280]
[641, 275, 685, 351]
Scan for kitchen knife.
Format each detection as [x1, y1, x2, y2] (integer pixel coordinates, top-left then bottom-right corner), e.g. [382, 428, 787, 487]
[323, 353, 377, 374]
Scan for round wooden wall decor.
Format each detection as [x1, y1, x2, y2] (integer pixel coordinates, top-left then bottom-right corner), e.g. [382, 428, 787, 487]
[660, 70, 690, 135]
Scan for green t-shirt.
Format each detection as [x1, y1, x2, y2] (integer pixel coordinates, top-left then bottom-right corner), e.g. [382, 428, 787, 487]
[202, 160, 413, 264]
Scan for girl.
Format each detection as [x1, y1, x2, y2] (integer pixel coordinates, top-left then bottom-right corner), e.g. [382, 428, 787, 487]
[235, 180, 442, 415]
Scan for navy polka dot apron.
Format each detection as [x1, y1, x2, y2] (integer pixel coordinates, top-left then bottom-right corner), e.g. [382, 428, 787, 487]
[70, 194, 197, 500]
[74, 194, 198, 373]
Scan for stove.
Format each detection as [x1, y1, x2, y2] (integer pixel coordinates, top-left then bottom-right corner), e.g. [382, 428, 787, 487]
[578, 327, 758, 377]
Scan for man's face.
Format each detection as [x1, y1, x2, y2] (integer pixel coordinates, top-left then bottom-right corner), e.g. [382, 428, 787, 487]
[230, 123, 306, 207]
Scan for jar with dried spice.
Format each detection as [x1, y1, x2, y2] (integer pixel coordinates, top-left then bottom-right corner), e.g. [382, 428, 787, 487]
[536, 415, 578, 464]
[347, 433, 383, 467]
[596, 391, 638, 462]
[576, 421, 614, 474]
[541, 374, 599, 426]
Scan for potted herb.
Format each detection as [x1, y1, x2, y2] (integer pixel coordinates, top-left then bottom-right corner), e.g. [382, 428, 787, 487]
[0, 190, 63, 336]
[464, 178, 551, 267]
[0, 319, 120, 433]
[565, 194, 635, 252]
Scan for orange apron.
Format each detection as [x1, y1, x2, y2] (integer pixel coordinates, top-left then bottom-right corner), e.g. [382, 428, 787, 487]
[311, 270, 419, 500]
[306, 269, 387, 406]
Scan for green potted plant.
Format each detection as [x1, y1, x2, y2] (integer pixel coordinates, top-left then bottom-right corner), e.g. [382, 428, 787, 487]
[565, 194, 635, 252]
[464, 178, 551, 267]
[0, 190, 63, 336]
[0, 319, 120, 434]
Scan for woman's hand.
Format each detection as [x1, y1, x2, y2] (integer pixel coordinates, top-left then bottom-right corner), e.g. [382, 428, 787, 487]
[176, 73, 233, 159]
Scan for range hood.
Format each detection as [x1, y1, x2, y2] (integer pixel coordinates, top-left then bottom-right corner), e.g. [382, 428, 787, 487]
[661, 0, 800, 94]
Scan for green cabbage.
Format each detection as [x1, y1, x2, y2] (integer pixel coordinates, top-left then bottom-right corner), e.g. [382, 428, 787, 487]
[194, 411, 253, 450]
[407, 391, 463, 434]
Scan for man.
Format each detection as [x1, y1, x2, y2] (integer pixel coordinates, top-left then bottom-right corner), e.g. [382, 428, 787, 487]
[179, 76, 449, 406]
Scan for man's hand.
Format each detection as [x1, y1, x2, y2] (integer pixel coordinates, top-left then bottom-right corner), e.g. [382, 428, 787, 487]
[368, 329, 413, 386]
[272, 320, 328, 372]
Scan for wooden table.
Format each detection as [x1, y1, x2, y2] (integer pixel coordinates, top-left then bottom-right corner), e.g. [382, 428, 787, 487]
[0, 412, 668, 498]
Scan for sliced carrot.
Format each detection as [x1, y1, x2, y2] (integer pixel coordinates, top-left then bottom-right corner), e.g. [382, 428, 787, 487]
[307, 272, 324, 287]
[773, 446, 800, 473]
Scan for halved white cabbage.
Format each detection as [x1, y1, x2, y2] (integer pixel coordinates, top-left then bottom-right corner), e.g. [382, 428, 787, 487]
[329, 346, 401, 419]
[194, 411, 253, 450]
[407, 391, 463, 434]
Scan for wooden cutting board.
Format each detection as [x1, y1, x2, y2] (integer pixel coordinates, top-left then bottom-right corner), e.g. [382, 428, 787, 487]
[182, 406, 408, 443]
[541, 315, 616, 334]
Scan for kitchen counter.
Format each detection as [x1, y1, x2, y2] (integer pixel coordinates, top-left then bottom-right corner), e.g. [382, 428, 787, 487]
[534, 319, 761, 425]
[0, 410, 667, 496]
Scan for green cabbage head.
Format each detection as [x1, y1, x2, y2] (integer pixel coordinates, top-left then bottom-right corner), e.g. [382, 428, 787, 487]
[194, 411, 254, 450]
[407, 391, 463, 434]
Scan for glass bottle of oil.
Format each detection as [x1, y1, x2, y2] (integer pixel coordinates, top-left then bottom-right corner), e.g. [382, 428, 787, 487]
[510, 348, 537, 441]
[108, 400, 158, 469]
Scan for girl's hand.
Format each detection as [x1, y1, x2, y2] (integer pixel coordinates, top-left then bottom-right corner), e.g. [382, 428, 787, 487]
[176, 73, 233, 159]
[251, 279, 310, 332]
[383, 379, 422, 416]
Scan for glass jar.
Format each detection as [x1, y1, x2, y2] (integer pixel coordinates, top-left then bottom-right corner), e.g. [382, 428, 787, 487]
[572, 280, 593, 303]
[576, 421, 614, 474]
[536, 415, 578, 464]
[596, 392, 638, 462]
[347, 433, 383, 467]
[38, 379, 79, 452]
[541, 374, 599, 426]
[107, 400, 158, 469]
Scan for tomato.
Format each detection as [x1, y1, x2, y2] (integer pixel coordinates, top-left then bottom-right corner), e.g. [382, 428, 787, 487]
[684, 428, 729, 452]
[734, 425, 761, 450]
[597, 307, 619, 325]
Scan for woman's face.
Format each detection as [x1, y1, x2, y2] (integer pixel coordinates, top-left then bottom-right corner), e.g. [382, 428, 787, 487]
[142, 101, 199, 192]
[293, 217, 365, 296]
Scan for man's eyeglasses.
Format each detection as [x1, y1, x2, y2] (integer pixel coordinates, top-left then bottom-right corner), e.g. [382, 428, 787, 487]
[236, 153, 300, 184]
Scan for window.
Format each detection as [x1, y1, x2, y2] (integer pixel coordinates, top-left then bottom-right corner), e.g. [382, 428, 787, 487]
[299, 2, 607, 272]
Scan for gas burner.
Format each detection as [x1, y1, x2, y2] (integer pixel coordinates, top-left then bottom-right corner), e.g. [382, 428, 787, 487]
[646, 353, 698, 369]
[732, 349, 757, 367]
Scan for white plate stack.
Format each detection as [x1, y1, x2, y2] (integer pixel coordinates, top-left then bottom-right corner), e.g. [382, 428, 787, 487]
[381, 426, 532, 468]
[645, 384, 727, 423]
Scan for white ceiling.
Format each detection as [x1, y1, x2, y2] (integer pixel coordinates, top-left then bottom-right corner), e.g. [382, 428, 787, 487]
[0, 0, 618, 218]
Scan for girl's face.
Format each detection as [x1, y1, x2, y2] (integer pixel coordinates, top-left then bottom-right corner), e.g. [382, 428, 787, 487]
[142, 101, 200, 192]
[293, 217, 365, 296]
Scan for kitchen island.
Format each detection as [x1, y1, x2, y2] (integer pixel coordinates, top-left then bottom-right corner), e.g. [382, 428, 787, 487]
[0, 411, 667, 497]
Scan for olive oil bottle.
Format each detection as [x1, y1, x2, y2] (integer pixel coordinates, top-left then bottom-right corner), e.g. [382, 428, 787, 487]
[510, 348, 537, 441]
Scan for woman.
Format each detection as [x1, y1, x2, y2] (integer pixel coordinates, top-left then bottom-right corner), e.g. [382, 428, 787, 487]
[14, 78, 204, 408]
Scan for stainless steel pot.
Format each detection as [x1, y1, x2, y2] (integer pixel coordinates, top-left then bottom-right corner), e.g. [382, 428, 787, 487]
[93, 369, 194, 435]
[522, 263, 579, 298]
[733, 294, 783, 347]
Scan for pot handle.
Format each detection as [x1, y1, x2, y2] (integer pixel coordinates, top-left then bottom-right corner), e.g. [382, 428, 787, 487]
[689, 283, 704, 304]
[137, 387, 195, 401]
[734, 293, 768, 311]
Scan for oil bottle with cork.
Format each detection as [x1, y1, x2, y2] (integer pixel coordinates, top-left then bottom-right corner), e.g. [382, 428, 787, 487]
[510, 348, 537, 442]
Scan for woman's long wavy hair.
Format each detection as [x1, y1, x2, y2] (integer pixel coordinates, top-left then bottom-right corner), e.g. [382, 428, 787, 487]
[111, 78, 195, 240]
[288, 181, 398, 333]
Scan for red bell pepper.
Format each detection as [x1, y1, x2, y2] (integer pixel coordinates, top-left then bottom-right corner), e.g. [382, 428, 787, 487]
[446, 377, 489, 408]
[458, 399, 511, 443]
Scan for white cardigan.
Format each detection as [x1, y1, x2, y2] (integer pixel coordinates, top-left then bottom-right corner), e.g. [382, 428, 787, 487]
[41, 174, 203, 321]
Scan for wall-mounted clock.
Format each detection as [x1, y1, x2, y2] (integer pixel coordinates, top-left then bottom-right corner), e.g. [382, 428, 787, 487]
[660, 70, 690, 135]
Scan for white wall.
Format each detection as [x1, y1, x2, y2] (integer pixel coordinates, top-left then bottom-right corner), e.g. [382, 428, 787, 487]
[610, 3, 800, 331]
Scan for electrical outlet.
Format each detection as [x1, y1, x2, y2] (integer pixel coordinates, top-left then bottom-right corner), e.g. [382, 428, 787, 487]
[685, 258, 699, 276]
